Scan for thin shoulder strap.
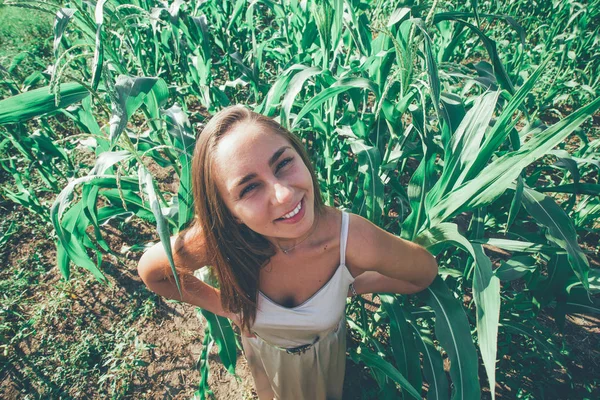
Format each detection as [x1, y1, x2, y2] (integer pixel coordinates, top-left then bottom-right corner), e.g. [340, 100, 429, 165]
[340, 211, 349, 265]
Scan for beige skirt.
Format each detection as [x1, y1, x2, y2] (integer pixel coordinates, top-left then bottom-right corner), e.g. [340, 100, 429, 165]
[241, 318, 347, 400]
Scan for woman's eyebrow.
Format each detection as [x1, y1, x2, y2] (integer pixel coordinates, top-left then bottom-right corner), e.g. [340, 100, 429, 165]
[268, 146, 291, 167]
[233, 146, 291, 189]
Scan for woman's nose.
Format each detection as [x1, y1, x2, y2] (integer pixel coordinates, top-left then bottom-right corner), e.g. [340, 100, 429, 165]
[272, 182, 293, 205]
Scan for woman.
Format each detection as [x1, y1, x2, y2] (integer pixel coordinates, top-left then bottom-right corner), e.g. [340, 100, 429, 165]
[137, 105, 438, 399]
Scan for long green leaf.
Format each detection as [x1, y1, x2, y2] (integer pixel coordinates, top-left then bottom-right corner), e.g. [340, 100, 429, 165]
[291, 78, 378, 129]
[0, 83, 89, 125]
[109, 76, 168, 145]
[199, 310, 238, 375]
[163, 104, 195, 229]
[356, 345, 421, 399]
[138, 166, 182, 297]
[408, 322, 449, 400]
[418, 276, 481, 400]
[428, 96, 600, 224]
[521, 186, 590, 289]
[380, 295, 422, 395]
[53, 8, 76, 60]
[415, 223, 499, 398]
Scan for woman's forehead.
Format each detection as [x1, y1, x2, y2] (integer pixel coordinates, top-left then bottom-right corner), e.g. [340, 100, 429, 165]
[218, 123, 289, 155]
[212, 124, 292, 183]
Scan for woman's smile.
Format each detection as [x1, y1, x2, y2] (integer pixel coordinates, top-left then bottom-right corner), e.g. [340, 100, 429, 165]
[275, 197, 306, 224]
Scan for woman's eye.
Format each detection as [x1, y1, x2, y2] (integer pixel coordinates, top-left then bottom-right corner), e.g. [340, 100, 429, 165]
[276, 157, 293, 172]
[240, 183, 258, 198]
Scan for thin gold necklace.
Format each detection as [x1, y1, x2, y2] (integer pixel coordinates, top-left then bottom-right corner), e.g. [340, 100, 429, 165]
[277, 214, 320, 254]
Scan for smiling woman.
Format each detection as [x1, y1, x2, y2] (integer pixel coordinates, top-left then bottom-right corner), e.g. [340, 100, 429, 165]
[137, 105, 438, 400]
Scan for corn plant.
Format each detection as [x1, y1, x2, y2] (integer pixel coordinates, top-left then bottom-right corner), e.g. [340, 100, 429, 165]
[0, 0, 598, 398]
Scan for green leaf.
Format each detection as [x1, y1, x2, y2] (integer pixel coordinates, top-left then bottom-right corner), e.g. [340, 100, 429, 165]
[194, 325, 214, 399]
[280, 65, 322, 129]
[427, 91, 499, 207]
[91, 1, 107, 90]
[473, 238, 566, 254]
[356, 345, 421, 399]
[494, 256, 537, 281]
[418, 276, 481, 400]
[470, 244, 500, 400]
[415, 224, 499, 398]
[408, 322, 449, 400]
[563, 287, 600, 315]
[521, 186, 590, 290]
[461, 58, 550, 184]
[163, 104, 195, 229]
[348, 138, 384, 224]
[53, 8, 76, 60]
[198, 310, 238, 376]
[428, 96, 600, 224]
[0, 83, 89, 125]
[109, 76, 169, 145]
[292, 78, 378, 129]
[505, 175, 524, 233]
[380, 295, 422, 395]
[138, 166, 182, 297]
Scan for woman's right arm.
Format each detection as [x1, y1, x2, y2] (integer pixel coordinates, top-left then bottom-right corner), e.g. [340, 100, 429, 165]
[136, 225, 234, 320]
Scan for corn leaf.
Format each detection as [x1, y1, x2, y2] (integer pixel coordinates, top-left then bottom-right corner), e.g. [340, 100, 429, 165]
[494, 256, 538, 281]
[380, 295, 422, 395]
[348, 138, 384, 225]
[198, 309, 238, 376]
[109, 76, 169, 145]
[0, 83, 89, 125]
[408, 323, 450, 400]
[521, 186, 590, 290]
[281, 65, 322, 129]
[91, 1, 107, 90]
[163, 104, 195, 230]
[415, 223, 499, 398]
[428, 96, 600, 224]
[292, 78, 378, 129]
[505, 175, 524, 234]
[138, 166, 182, 297]
[356, 345, 421, 399]
[53, 8, 76, 60]
[194, 324, 214, 399]
[418, 276, 481, 400]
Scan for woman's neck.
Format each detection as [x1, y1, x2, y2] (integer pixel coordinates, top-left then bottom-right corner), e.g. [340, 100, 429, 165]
[269, 206, 336, 255]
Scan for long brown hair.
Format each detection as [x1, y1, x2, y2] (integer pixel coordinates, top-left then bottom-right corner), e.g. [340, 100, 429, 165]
[188, 105, 325, 331]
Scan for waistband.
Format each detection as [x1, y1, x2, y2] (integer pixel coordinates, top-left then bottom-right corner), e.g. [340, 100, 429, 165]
[251, 317, 345, 356]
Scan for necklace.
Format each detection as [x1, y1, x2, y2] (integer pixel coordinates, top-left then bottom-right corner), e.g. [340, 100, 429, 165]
[277, 214, 320, 255]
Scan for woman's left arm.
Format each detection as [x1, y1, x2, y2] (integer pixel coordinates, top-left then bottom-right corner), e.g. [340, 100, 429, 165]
[346, 214, 438, 294]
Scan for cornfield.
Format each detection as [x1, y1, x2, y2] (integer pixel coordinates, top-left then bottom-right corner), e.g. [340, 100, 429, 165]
[0, 0, 598, 398]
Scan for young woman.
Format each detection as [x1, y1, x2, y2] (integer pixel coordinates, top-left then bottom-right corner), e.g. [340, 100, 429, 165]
[137, 105, 438, 400]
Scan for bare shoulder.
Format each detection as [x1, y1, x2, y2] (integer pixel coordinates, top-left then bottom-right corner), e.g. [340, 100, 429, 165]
[345, 213, 383, 259]
[345, 212, 430, 274]
[138, 223, 209, 282]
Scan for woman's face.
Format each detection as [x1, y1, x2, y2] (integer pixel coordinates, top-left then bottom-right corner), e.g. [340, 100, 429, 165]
[212, 122, 316, 244]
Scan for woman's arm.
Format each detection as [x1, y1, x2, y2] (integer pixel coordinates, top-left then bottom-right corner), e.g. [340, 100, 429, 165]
[137, 226, 235, 321]
[346, 214, 438, 294]
[351, 271, 426, 296]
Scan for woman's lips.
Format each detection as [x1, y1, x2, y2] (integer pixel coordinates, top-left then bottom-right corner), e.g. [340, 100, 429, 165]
[275, 197, 305, 224]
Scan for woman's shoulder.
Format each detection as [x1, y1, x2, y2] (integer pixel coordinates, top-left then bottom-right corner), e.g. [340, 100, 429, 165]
[343, 212, 397, 270]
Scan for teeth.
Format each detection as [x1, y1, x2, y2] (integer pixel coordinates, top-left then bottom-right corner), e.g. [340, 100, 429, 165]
[281, 201, 302, 219]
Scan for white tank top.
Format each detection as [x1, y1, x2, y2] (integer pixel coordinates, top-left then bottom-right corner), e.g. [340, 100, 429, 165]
[251, 211, 355, 348]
